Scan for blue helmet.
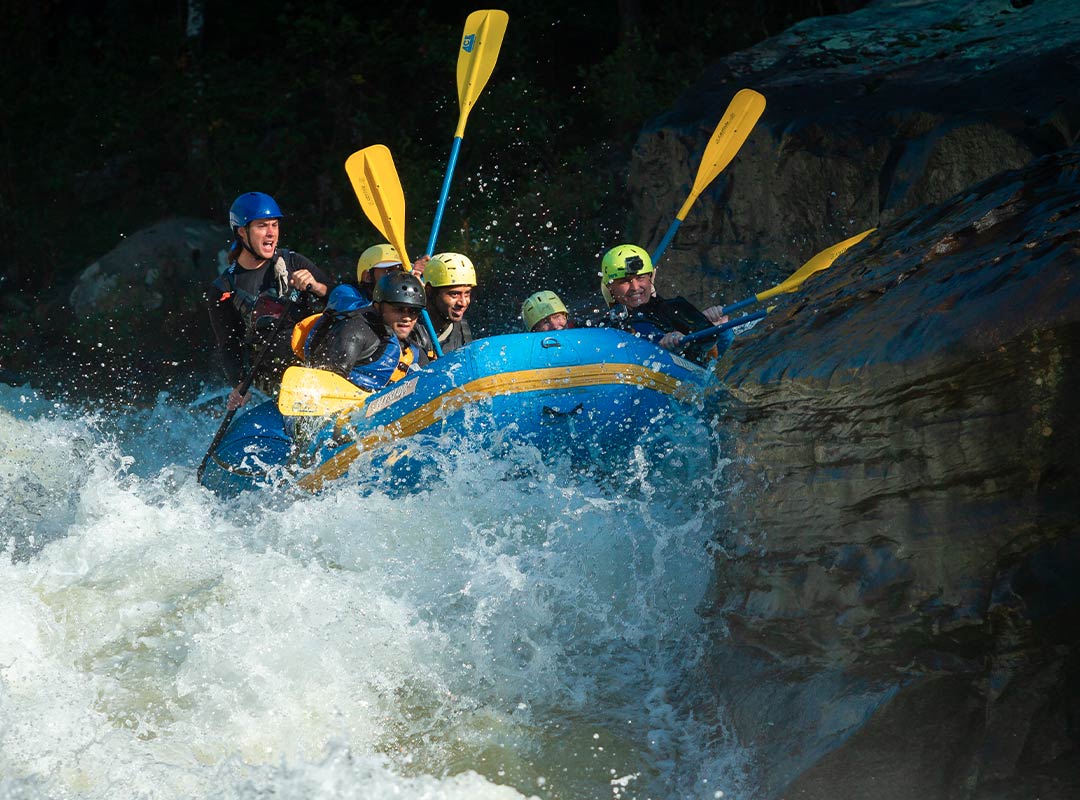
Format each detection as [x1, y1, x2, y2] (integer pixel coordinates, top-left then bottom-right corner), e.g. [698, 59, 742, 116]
[229, 192, 283, 231]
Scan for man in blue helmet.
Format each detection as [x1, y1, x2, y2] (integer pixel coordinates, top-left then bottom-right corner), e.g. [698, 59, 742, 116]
[207, 192, 333, 409]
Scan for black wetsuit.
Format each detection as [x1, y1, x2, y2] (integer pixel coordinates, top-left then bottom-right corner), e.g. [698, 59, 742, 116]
[427, 315, 473, 354]
[206, 249, 332, 395]
[607, 295, 733, 364]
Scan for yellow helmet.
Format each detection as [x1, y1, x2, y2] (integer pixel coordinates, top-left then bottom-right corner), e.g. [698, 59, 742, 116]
[601, 244, 653, 284]
[356, 243, 403, 282]
[424, 252, 477, 288]
[521, 291, 568, 331]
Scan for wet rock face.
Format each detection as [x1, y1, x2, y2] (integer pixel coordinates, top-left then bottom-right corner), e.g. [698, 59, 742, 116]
[692, 144, 1080, 795]
[630, 0, 1080, 311]
[628, 1, 1080, 794]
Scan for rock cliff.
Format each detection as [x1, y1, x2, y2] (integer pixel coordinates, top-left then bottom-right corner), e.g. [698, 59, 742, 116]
[636, 1, 1080, 796]
[697, 143, 1079, 800]
[631, 0, 1079, 312]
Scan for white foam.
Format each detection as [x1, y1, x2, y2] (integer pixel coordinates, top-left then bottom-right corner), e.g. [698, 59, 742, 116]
[0, 391, 750, 798]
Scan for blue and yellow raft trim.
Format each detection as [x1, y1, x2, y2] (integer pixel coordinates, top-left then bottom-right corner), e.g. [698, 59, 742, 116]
[199, 328, 708, 496]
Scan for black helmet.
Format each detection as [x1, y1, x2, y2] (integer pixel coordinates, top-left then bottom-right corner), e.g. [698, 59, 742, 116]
[373, 271, 426, 308]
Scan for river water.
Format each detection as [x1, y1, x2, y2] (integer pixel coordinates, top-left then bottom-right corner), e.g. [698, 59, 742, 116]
[0, 381, 749, 799]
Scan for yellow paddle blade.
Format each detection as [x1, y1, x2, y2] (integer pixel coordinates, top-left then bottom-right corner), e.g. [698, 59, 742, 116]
[277, 366, 371, 417]
[676, 88, 767, 221]
[756, 228, 876, 302]
[344, 145, 411, 266]
[455, 10, 509, 138]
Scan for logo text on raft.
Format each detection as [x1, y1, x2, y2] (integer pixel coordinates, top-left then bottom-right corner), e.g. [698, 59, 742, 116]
[365, 377, 419, 418]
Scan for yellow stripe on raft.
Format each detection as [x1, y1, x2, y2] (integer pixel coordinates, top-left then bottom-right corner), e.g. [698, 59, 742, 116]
[296, 362, 695, 492]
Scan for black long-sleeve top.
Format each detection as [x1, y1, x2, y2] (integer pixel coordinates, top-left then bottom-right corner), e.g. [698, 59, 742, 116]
[206, 249, 332, 391]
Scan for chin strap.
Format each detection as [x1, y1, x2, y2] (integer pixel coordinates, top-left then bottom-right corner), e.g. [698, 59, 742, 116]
[233, 223, 286, 283]
[233, 224, 259, 262]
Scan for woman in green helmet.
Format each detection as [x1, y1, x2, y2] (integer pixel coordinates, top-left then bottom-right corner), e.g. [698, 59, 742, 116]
[521, 290, 570, 332]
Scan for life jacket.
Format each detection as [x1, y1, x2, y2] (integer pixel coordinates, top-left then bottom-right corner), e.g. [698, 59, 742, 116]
[326, 283, 373, 313]
[291, 285, 372, 360]
[211, 251, 295, 336]
[305, 302, 424, 392]
[291, 314, 322, 359]
[345, 327, 421, 391]
[625, 296, 707, 335]
[431, 316, 472, 354]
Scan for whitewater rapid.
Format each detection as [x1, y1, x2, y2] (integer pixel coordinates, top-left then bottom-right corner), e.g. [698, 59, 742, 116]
[0, 382, 748, 799]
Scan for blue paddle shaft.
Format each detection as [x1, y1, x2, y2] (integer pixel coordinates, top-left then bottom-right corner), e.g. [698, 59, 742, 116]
[721, 295, 757, 315]
[421, 309, 443, 358]
[427, 137, 463, 257]
[651, 218, 683, 266]
[423, 135, 465, 360]
[680, 308, 766, 346]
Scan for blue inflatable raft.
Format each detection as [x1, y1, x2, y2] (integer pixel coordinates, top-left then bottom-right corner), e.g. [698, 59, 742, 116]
[198, 327, 711, 496]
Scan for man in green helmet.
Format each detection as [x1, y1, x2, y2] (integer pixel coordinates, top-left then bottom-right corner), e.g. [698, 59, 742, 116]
[423, 252, 476, 353]
[599, 243, 731, 362]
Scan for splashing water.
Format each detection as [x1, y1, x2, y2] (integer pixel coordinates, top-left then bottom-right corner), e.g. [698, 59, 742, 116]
[0, 383, 751, 799]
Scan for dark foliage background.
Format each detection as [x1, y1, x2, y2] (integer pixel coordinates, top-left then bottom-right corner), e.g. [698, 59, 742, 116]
[0, 0, 865, 388]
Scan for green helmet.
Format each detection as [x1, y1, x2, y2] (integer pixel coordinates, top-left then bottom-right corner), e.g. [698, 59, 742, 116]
[600, 279, 614, 307]
[373, 271, 426, 308]
[356, 243, 403, 283]
[424, 252, 477, 288]
[601, 244, 653, 284]
[521, 291, 568, 331]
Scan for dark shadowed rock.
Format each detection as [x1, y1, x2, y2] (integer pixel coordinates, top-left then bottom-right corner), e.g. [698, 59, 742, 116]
[67, 217, 230, 321]
[626, 3, 1080, 794]
[624, 7, 1080, 791]
[45, 218, 232, 400]
[686, 140, 1080, 797]
[630, 0, 1080, 312]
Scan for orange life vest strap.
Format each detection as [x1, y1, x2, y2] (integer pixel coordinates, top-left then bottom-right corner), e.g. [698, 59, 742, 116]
[291, 314, 323, 359]
[389, 344, 415, 383]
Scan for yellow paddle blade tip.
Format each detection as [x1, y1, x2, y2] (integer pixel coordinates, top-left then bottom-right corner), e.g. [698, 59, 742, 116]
[456, 10, 509, 117]
[278, 367, 370, 417]
[343, 146, 411, 266]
